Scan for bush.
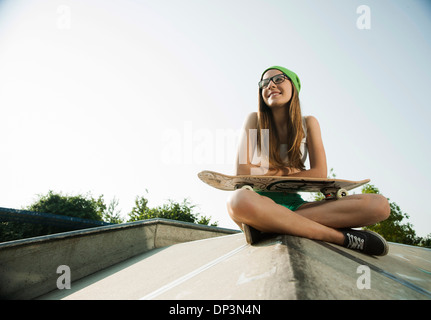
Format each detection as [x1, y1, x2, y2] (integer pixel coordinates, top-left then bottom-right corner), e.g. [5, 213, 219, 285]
[128, 193, 218, 226]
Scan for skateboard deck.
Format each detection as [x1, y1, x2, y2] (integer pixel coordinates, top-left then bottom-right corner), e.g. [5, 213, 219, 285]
[198, 170, 370, 199]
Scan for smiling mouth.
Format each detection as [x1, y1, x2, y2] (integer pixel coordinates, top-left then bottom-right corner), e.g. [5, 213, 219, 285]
[268, 92, 280, 98]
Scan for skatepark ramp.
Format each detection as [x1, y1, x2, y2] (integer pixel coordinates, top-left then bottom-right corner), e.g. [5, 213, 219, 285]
[0, 218, 238, 299]
[1, 219, 430, 300]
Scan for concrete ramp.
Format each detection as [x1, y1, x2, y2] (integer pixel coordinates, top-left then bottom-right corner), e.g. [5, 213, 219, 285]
[39, 234, 295, 300]
[39, 233, 431, 300]
[1, 218, 430, 300]
[0, 218, 238, 299]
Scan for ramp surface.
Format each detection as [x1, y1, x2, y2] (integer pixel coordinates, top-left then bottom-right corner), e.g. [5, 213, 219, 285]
[39, 233, 431, 300]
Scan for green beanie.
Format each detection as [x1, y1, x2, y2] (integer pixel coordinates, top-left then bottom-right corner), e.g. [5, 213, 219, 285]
[261, 66, 301, 93]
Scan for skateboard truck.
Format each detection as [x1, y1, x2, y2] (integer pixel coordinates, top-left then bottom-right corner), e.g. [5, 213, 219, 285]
[235, 183, 254, 191]
[321, 188, 348, 200]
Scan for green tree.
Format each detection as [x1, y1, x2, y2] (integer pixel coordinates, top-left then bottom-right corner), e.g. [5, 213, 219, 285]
[27, 190, 104, 221]
[128, 193, 218, 227]
[0, 191, 108, 242]
[128, 192, 151, 222]
[419, 235, 431, 248]
[361, 184, 421, 246]
[99, 196, 124, 224]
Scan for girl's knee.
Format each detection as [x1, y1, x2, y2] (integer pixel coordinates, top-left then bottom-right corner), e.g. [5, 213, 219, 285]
[375, 194, 391, 221]
[226, 189, 256, 221]
[362, 194, 390, 223]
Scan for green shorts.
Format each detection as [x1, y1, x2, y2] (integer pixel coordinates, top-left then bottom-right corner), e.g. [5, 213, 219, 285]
[256, 192, 308, 211]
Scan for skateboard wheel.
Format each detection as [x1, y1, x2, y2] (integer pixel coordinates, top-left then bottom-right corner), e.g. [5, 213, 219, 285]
[241, 185, 253, 191]
[336, 189, 348, 199]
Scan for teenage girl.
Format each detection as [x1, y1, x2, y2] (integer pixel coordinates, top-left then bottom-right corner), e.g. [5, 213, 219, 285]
[226, 66, 390, 256]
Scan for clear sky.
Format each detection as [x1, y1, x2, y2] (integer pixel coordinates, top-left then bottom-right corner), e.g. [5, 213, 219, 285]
[1, 0, 430, 237]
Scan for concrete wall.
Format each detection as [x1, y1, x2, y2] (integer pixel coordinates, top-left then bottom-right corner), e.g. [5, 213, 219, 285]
[0, 219, 238, 300]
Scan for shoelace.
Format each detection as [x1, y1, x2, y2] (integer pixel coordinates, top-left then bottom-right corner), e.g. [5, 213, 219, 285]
[346, 232, 365, 250]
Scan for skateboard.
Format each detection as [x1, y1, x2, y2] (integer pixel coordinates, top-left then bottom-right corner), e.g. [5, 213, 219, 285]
[197, 170, 370, 200]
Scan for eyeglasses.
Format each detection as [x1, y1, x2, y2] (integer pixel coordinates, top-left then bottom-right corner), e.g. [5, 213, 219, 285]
[258, 74, 289, 89]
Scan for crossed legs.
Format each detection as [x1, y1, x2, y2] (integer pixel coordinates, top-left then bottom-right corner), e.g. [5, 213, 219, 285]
[226, 189, 390, 246]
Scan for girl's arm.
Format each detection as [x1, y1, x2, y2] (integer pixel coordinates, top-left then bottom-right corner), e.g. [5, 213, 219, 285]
[287, 116, 327, 178]
[235, 112, 259, 175]
[235, 112, 280, 175]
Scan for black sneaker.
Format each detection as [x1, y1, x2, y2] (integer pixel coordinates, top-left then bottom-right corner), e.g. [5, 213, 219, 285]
[242, 224, 277, 244]
[242, 224, 263, 244]
[341, 228, 389, 256]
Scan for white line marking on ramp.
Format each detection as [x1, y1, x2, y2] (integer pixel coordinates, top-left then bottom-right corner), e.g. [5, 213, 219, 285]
[236, 266, 277, 285]
[139, 244, 247, 300]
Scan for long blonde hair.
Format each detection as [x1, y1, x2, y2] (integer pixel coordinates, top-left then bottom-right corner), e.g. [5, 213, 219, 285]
[257, 80, 305, 171]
